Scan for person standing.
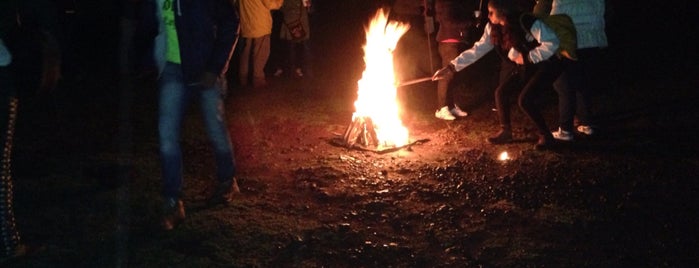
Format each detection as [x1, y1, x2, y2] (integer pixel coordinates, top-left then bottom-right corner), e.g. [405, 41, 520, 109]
[433, 0, 475, 120]
[1, 0, 61, 259]
[546, 0, 608, 140]
[143, 0, 240, 230]
[273, 0, 312, 79]
[238, 0, 284, 88]
[432, 0, 564, 149]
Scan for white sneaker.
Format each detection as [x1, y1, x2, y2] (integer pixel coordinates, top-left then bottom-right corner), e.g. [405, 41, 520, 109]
[576, 125, 594, 136]
[450, 105, 468, 117]
[295, 68, 304, 78]
[552, 127, 573, 141]
[435, 106, 455, 120]
[273, 69, 284, 77]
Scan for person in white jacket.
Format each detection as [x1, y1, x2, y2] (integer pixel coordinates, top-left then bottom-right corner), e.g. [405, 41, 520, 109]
[547, 0, 608, 140]
[432, 0, 564, 149]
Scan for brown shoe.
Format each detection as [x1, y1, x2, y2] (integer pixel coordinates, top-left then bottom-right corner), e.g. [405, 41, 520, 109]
[206, 177, 240, 206]
[161, 199, 185, 231]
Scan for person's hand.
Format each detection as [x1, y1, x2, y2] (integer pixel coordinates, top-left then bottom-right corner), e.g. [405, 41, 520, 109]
[432, 64, 455, 81]
[199, 72, 218, 89]
[513, 54, 525, 65]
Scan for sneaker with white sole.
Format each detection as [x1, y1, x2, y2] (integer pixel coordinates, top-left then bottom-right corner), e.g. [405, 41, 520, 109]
[552, 127, 573, 141]
[450, 105, 468, 117]
[576, 125, 594, 136]
[435, 106, 455, 120]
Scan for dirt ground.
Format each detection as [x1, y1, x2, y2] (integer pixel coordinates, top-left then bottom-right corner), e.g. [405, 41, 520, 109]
[4, 1, 699, 267]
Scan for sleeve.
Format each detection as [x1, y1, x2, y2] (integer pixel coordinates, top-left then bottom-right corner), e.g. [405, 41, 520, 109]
[207, 0, 239, 75]
[450, 22, 495, 72]
[523, 19, 559, 64]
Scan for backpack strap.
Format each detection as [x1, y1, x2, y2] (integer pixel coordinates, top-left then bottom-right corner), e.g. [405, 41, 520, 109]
[516, 13, 540, 63]
[518, 13, 538, 43]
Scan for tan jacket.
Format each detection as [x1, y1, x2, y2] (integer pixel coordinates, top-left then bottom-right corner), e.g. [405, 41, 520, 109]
[239, 0, 284, 38]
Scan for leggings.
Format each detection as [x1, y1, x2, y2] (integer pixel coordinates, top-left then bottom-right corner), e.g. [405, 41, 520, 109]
[493, 59, 563, 136]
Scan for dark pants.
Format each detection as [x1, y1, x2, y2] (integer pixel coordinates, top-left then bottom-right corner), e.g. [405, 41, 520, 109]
[437, 42, 468, 109]
[554, 48, 603, 131]
[494, 58, 564, 136]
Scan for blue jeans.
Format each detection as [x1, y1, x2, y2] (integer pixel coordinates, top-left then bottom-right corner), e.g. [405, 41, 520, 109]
[159, 62, 236, 200]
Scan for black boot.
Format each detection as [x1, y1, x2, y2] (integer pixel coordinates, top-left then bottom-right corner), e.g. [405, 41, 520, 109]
[486, 127, 513, 144]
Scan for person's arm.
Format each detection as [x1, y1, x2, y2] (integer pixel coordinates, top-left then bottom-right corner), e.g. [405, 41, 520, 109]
[450, 22, 495, 71]
[509, 19, 559, 64]
[525, 19, 559, 64]
[206, 0, 239, 77]
[433, 22, 494, 81]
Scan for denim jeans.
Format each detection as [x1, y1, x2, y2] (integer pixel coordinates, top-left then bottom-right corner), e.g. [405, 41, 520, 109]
[159, 62, 236, 200]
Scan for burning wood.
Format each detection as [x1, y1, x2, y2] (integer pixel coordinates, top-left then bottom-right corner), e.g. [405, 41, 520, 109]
[342, 116, 378, 148]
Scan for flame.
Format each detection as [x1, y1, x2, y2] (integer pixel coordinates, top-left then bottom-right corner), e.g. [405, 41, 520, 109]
[353, 9, 411, 148]
[498, 151, 510, 161]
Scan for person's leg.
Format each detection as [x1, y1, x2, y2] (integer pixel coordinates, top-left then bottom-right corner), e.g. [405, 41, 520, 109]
[198, 79, 239, 205]
[252, 35, 271, 87]
[574, 48, 601, 127]
[197, 81, 236, 184]
[487, 63, 520, 144]
[436, 42, 458, 109]
[299, 40, 313, 78]
[274, 39, 290, 77]
[553, 63, 576, 133]
[519, 60, 562, 148]
[158, 63, 189, 201]
[238, 38, 252, 87]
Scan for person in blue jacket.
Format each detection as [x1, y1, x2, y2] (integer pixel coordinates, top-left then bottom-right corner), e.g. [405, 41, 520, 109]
[142, 0, 240, 230]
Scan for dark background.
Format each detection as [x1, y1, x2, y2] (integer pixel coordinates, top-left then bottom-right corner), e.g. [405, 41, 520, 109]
[4, 0, 699, 266]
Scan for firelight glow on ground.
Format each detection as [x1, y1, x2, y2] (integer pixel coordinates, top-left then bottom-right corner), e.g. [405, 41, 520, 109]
[352, 9, 411, 149]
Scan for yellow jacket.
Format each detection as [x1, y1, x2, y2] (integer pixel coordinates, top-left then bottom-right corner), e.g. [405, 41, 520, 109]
[239, 0, 284, 38]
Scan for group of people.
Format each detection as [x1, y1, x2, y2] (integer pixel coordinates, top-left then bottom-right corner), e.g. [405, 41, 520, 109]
[238, 0, 312, 88]
[0, 0, 608, 260]
[431, 0, 608, 150]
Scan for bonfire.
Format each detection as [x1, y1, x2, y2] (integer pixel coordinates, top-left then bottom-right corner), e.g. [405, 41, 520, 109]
[339, 9, 420, 152]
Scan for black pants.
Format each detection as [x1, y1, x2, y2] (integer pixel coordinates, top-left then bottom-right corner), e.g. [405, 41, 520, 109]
[494, 58, 564, 136]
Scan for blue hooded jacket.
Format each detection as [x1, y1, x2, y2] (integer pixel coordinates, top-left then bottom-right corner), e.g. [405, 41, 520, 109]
[143, 0, 239, 84]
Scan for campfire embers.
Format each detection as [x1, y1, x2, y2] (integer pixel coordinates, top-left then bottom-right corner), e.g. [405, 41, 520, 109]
[331, 8, 430, 153]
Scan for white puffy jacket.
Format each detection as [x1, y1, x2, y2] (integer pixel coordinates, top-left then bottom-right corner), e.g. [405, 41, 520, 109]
[551, 0, 608, 49]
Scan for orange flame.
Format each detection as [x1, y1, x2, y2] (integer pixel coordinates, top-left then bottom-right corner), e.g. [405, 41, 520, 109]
[353, 9, 411, 148]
